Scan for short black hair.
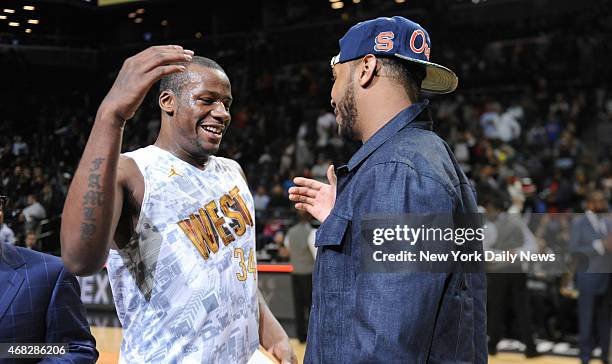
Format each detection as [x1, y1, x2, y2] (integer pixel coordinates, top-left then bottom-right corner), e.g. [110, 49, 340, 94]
[377, 57, 426, 103]
[159, 56, 226, 97]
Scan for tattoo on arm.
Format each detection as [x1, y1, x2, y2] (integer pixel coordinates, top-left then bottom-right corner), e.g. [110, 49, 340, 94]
[90, 158, 105, 172]
[80, 158, 107, 240]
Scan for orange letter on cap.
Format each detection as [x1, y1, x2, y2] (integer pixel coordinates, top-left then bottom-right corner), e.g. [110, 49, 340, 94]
[410, 29, 427, 54]
[374, 31, 395, 52]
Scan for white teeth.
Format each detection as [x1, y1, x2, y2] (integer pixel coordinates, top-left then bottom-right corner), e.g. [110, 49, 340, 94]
[202, 125, 222, 135]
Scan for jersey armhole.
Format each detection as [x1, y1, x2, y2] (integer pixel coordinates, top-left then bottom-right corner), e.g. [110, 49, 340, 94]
[114, 154, 150, 252]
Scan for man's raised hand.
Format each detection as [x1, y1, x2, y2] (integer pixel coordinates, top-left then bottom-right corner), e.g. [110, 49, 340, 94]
[100, 45, 193, 123]
[289, 165, 337, 223]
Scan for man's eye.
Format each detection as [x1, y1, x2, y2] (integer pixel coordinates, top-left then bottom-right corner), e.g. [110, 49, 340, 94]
[199, 98, 213, 104]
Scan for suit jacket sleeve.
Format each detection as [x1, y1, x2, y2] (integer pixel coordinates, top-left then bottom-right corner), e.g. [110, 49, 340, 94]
[40, 266, 98, 364]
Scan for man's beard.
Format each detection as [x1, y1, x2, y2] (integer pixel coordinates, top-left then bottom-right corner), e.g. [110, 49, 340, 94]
[337, 82, 358, 141]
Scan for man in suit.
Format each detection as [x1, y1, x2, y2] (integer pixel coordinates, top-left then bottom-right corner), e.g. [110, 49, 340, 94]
[570, 190, 612, 364]
[0, 195, 98, 363]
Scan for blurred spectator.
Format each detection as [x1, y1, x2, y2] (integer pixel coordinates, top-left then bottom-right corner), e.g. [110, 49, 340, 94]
[266, 230, 287, 262]
[11, 136, 28, 156]
[41, 183, 63, 216]
[0, 196, 15, 245]
[482, 190, 539, 358]
[316, 108, 335, 148]
[295, 137, 313, 173]
[268, 184, 289, 208]
[24, 231, 39, 251]
[453, 130, 475, 174]
[497, 106, 522, 142]
[20, 194, 47, 234]
[310, 154, 331, 183]
[254, 185, 271, 212]
[480, 102, 502, 140]
[280, 210, 316, 343]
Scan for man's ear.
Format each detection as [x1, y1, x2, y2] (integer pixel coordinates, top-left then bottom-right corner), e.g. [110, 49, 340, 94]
[357, 54, 378, 88]
[159, 90, 176, 116]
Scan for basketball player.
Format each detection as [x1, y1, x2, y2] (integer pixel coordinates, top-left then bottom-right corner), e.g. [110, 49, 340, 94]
[60, 46, 296, 363]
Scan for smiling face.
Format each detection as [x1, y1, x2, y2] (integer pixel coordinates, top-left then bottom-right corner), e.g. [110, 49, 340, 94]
[161, 63, 232, 162]
[331, 62, 359, 141]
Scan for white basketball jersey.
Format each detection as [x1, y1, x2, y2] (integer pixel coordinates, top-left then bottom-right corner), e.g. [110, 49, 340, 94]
[107, 145, 259, 364]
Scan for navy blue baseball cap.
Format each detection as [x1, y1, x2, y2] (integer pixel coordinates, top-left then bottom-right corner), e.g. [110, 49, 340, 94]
[331, 16, 458, 94]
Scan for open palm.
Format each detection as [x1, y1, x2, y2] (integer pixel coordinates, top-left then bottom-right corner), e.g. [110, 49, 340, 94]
[288, 165, 337, 223]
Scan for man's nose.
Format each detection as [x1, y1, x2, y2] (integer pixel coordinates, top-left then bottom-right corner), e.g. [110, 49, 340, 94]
[211, 102, 230, 121]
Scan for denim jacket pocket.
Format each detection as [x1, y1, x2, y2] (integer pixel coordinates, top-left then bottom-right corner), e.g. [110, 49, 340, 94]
[315, 213, 350, 248]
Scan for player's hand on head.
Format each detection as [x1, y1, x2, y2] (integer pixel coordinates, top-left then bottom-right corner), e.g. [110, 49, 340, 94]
[100, 45, 193, 122]
[289, 164, 336, 223]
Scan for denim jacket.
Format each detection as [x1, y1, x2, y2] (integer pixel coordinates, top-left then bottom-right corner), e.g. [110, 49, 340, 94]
[304, 101, 487, 364]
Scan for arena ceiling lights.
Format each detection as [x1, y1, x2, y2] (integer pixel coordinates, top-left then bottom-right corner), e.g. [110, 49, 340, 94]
[1, 4, 39, 34]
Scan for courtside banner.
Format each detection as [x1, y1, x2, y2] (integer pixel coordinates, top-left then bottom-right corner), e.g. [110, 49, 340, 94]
[359, 213, 612, 274]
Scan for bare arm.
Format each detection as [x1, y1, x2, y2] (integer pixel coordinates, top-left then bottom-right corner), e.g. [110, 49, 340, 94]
[258, 291, 297, 364]
[60, 116, 125, 276]
[60, 45, 193, 276]
[234, 161, 296, 363]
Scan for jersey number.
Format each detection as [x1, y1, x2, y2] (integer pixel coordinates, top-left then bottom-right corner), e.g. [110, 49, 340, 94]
[234, 248, 256, 281]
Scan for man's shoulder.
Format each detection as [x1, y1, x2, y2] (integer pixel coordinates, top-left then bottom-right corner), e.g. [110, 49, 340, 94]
[212, 156, 247, 181]
[368, 125, 439, 161]
[1, 244, 64, 281]
[366, 127, 460, 187]
[15, 246, 63, 272]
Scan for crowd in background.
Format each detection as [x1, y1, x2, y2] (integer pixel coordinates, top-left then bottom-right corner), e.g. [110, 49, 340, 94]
[1, 0, 611, 357]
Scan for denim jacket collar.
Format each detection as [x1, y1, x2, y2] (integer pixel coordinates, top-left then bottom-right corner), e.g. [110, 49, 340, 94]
[346, 100, 431, 172]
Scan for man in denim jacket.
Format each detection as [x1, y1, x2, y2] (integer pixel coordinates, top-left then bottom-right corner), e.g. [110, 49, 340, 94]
[290, 16, 487, 363]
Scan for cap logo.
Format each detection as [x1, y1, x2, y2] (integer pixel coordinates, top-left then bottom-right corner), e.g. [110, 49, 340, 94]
[374, 31, 394, 52]
[410, 29, 431, 60]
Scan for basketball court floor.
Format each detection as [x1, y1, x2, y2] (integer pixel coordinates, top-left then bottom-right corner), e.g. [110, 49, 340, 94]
[91, 326, 597, 364]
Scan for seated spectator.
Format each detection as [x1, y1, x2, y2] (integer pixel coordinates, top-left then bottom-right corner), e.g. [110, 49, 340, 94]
[316, 107, 335, 148]
[20, 194, 47, 233]
[0, 196, 15, 245]
[40, 182, 64, 216]
[311, 154, 331, 183]
[269, 183, 290, 208]
[254, 185, 271, 211]
[24, 230, 39, 251]
[11, 135, 28, 156]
